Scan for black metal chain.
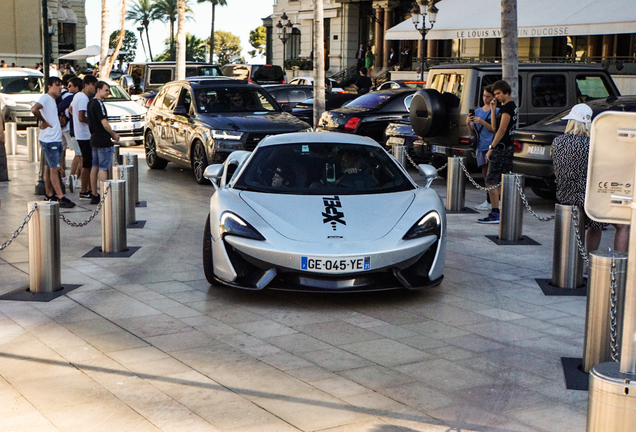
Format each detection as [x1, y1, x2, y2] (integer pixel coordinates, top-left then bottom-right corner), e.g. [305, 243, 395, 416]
[59, 184, 111, 227]
[0, 203, 38, 251]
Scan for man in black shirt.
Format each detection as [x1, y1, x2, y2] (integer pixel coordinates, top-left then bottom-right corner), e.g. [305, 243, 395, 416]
[355, 44, 365, 72]
[478, 80, 517, 224]
[355, 67, 372, 95]
[87, 81, 120, 204]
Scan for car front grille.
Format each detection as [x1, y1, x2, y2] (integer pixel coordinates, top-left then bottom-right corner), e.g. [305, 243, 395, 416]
[117, 127, 144, 138]
[108, 114, 144, 123]
[244, 133, 269, 151]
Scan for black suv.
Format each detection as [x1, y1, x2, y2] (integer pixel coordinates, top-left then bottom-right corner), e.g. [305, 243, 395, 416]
[143, 78, 311, 183]
[221, 64, 286, 84]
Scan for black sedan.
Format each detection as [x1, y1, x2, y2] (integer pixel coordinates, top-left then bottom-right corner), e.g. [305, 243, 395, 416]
[317, 89, 416, 145]
[513, 95, 636, 199]
[375, 80, 426, 91]
[385, 120, 431, 163]
[261, 84, 314, 108]
[291, 92, 358, 126]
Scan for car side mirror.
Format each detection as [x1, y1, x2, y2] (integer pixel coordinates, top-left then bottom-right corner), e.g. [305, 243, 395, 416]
[121, 75, 135, 93]
[173, 105, 188, 116]
[418, 164, 438, 188]
[203, 164, 224, 186]
[281, 103, 293, 113]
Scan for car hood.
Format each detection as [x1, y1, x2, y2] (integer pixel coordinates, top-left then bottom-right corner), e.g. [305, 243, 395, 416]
[239, 191, 415, 243]
[199, 112, 309, 131]
[104, 100, 147, 117]
[2, 93, 43, 104]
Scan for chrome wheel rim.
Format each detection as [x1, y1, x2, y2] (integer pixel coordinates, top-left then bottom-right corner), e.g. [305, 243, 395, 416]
[145, 134, 156, 165]
[193, 143, 206, 181]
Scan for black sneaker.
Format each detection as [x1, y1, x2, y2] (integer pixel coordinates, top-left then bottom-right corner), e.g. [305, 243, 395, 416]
[90, 193, 100, 205]
[79, 192, 92, 200]
[45, 194, 59, 202]
[59, 196, 76, 208]
[478, 211, 500, 224]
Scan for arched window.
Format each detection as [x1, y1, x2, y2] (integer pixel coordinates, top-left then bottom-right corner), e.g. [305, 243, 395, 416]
[288, 28, 301, 60]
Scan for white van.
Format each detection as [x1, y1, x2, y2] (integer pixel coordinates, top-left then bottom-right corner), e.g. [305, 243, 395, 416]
[102, 79, 147, 146]
[0, 68, 44, 128]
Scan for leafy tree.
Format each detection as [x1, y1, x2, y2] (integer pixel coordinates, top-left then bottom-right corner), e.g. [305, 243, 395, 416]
[248, 26, 266, 59]
[153, 0, 193, 55]
[109, 30, 138, 64]
[196, 0, 227, 63]
[156, 34, 208, 62]
[126, 0, 162, 60]
[213, 31, 243, 66]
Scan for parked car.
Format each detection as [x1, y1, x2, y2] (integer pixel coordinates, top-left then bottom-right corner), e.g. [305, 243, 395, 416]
[261, 84, 314, 108]
[221, 64, 286, 85]
[376, 80, 426, 91]
[317, 88, 416, 145]
[409, 63, 621, 174]
[143, 77, 310, 183]
[289, 76, 345, 93]
[0, 68, 44, 128]
[121, 62, 222, 95]
[384, 121, 431, 164]
[102, 79, 147, 147]
[513, 95, 636, 199]
[202, 132, 445, 291]
[291, 92, 358, 126]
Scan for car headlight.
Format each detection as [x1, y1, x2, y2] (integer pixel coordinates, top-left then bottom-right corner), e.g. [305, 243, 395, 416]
[211, 130, 243, 141]
[220, 212, 265, 241]
[139, 113, 146, 120]
[403, 211, 441, 240]
[3, 98, 16, 107]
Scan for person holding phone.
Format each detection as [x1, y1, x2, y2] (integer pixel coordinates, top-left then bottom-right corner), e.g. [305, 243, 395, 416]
[466, 85, 499, 211]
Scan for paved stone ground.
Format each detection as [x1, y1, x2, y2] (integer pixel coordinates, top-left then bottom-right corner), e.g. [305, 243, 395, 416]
[0, 141, 616, 431]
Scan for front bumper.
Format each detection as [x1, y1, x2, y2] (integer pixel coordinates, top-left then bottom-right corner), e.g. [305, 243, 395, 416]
[2, 106, 37, 127]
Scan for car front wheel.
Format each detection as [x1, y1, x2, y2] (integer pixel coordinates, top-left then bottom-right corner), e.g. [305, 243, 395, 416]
[192, 141, 209, 184]
[145, 131, 168, 169]
[203, 214, 216, 285]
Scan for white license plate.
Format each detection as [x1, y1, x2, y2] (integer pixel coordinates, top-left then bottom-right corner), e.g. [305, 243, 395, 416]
[112, 122, 133, 131]
[527, 145, 545, 155]
[387, 137, 405, 145]
[300, 256, 371, 272]
[431, 145, 446, 154]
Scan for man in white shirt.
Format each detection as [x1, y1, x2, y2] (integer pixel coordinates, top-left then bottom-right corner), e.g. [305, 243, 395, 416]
[30, 77, 76, 208]
[70, 75, 98, 200]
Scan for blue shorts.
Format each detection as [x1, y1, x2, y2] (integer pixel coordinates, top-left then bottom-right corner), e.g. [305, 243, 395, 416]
[92, 147, 114, 171]
[40, 141, 63, 169]
[476, 149, 488, 167]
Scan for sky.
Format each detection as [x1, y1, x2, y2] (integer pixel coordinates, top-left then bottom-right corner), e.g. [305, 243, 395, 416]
[84, 0, 273, 64]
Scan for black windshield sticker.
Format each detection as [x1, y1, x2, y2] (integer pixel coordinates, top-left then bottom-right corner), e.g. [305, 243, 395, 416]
[322, 196, 346, 230]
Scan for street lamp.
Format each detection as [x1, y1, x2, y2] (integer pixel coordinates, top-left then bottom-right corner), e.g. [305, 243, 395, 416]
[411, 1, 438, 74]
[276, 12, 294, 68]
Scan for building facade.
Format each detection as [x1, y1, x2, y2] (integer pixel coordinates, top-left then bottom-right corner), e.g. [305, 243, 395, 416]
[0, 0, 86, 67]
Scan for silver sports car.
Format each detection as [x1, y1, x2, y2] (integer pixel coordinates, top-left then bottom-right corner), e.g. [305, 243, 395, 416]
[202, 132, 446, 292]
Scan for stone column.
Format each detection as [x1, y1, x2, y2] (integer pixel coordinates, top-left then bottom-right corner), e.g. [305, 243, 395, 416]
[602, 34, 615, 59]
[428, 39, 438, 59]
[374, 6, 383, 71]
[588, 35, 602, 58]
[383, 7, 393, 69]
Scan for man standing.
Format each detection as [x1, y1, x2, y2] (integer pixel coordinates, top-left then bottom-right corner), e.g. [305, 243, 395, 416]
[355, 44, 365, 72]
[30, 77, 76, 208]
[71, 75, 98, 201]
[87, 81, 120, 204]
[59, 76, 83, 190]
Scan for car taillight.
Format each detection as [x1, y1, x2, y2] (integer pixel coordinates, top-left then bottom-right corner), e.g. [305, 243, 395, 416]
[458, 137, 472, 146]
[146, 98, 154, 107]
[344, 117, 360, 131]
[248, 78, 253, 82]
[282, 79, 286, 84]
[513, 140, 522, 152]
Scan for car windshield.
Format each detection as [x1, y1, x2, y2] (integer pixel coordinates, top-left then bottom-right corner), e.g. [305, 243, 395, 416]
[194, 87, 278, 113]
[106, 84, 131, 102]
[0, 76, 43, 94]
[233, 143, 414, 195]
[187, 66, 221, 77]
[345, 92, 394, 109]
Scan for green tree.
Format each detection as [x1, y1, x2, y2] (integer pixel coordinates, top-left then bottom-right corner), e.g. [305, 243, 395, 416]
[109, 30, 138, 64]
[213, 31, 243, 66]
[126, 0, 161, 60]
[247, 25, 266, 59]
[196, 0, 227, 63]
[156, 33, 208, 62]
[153, 0, 193, 55]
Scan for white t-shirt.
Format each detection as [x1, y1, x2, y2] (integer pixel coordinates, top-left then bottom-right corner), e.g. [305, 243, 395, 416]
[71, 91, 90, 140]
[37, 94, 62, 143]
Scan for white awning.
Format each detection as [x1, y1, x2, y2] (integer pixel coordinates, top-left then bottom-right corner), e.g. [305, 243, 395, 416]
[56, 5, 68, 22]
[62, 7, 78, 24]
[385, 0, 636, 40]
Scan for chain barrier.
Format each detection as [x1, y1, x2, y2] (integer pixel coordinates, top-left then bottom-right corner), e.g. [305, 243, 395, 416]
[457, 158, 500, 191]
[59, 183, 111, 227]
[609, 256, 619, 362]
[402, 149, 448, 173]
[512, 175, 555, 222]
[571, 206, 591, 265]
[0, 203, 38, 251]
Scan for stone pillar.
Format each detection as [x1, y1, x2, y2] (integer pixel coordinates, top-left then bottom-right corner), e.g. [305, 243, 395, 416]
[374, 6, 383, 71]
[602, 34, 615, 59]
[588, 35, 602, 58]
[383, 7, 393, 69]
[428, 39, 438, 59]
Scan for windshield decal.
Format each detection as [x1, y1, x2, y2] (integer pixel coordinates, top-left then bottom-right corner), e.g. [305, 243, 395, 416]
[322, 196, 346, 230]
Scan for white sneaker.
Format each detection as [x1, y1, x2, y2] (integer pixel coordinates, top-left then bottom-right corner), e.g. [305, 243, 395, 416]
[476, 200, 491, 211]
[68, 175, 75, 193]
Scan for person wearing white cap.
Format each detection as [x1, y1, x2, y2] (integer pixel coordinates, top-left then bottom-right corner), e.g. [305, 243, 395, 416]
[552, 103, 628, 261]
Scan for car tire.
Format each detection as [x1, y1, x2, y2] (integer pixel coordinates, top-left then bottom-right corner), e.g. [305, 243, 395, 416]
[409, 89, 446, 138]
[530, 186, 557, 201]
[144, 131, 168, 169]
[191, 141, 210, 185]
[203, 214, 216, 285]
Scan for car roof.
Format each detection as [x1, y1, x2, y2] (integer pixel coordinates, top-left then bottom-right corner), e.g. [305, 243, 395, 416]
[168, 77, 254, 87]
[259, 132, 382, 148]
[262, 84, 313, 89]
[0, 68, 43, 77]
[430, 63, 605, 71]
[129, 62, 219, 66]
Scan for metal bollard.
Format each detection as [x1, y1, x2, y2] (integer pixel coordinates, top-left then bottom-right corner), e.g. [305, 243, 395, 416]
[4, 122, 17, 156]
[552, 204, 585, 288]
[27, 201, 61, 293]
[112, 165, 136, 226]
[445, 157, 465, 212]
[582, 251, 628, 373]
[587, 362, 636, 431]
[112, 144, 120, 166]
[27, 127, 39, 163]
[499, 173, 524, 241]
[121, 154, 139, 205]
[392, 145, 406, 168]
[101, 180, 127, 253]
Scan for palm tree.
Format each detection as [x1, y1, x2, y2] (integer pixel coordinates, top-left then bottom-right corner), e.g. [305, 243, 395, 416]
[176, 0, 186, 80]
[196, 0, 227, 63]
[127, 0, 161, 60]
[153, 0, 193, 56]
[100, 0, 110, 77]
[501, 0, 519, 104]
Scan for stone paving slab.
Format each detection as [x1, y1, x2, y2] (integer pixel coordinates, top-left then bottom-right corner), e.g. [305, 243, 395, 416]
[0, 146, 612, 431]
